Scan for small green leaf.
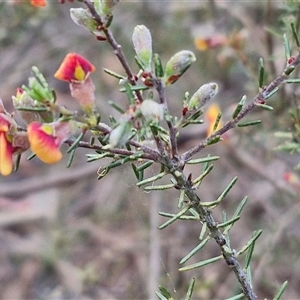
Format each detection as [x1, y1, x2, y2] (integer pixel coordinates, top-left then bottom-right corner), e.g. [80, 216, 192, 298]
[187, 156, 219, 164]
[67, 149, 76, 168]
[244, 236, 255, 270]
[158, 205, 191, 229]
[158, 211, 198, 220]
[199, 222, 207, 240]
[237, 229, 262, 256]
[192, 164, 214, 186]
[225, 293, 245, 300]
[273, 280, 288, 300]
[13, 154, 21, 172]
[179, 255, 222, 271]
[232, 95, 246, 119]
[213, 111, 222, 132]
[224, 196, 247, 234]
[144, 183, 174, 191]
[285, 78, 300, 83]
[178, 190, 185, 209]
[157, 285, 173, 300]
[264, 86, 279, 99]
[185, 278, 195, 300]
[283, 33, 291, 60]
[136, 161, 153, 172]
[237, 120, 262, 127]
[217, 216, 240, 228]
[136, 171, 166, 187]
[67, 132, 85, 153]
[206, 135, 222, 145]
[180, 236, 210, 264]
[255, 103, 274, 111]
[258, 58, 265, 88]
[291, 22, 300, 48]
[108, 100, 125, 114]
[103, 68, 124, 79]
[153, 53, 164, 78]
[155, 291, 168, 300]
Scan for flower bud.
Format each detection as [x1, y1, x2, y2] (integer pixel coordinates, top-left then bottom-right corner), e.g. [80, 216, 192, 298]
[188, 82, 218, 110]
[70, 8, 101, 37]
[132, 25, 152, 71]
[23, 67, 55, 104]
[109, 121, 132, 148]
[140, 99, 164, 122]
[94, 0, 119, 16]
[164, 50, 196, 85]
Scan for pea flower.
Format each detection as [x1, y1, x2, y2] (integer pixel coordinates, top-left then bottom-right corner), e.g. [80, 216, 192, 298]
[54, 53, 95, 83]
[0, 100, 29, 176]
[54, 53, 96, 115]
[27, 121, 72, 164]
[0, 116, 16, 176]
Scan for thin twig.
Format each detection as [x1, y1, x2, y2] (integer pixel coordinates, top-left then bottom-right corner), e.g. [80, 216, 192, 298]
[153, 78, 179, 159]
[181, 54, 300, 162]
[84, 0, 144, 104]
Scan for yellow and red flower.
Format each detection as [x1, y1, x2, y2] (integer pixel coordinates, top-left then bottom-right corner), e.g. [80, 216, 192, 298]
[54, 53, 95, 83]
[27, 121, 72, 164]
[54, 53, 96, 115]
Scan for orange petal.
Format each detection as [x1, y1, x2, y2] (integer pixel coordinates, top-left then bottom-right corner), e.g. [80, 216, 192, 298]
[27, 122, 62, 164]
[30, 0, 47, 7]
[54, 53, 95, 83]
[194, 38, 209, 51]
[0, 133, 14, 176]
[205, 103, 222, 136]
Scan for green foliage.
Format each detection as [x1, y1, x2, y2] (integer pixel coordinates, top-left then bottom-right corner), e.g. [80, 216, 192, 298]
[2, 1, 300, 299]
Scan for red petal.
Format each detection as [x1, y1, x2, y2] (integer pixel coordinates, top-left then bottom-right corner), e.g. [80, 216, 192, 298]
[54, 53, 95, 83]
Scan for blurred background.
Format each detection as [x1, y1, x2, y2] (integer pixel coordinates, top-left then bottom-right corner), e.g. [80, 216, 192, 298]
[0, 0, 300, 299]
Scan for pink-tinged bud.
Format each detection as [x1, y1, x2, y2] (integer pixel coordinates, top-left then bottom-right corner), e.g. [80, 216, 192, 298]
[140, 99, 164, 122]
[54, 53, 95, 83]
[70, 77, 95, 114]
[27, 121, 72, 164]
[132, 25, 152, 71]
[188, 82, 218, 110]
[164, 50, 196, 85]
[109, 122, 132, 148]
